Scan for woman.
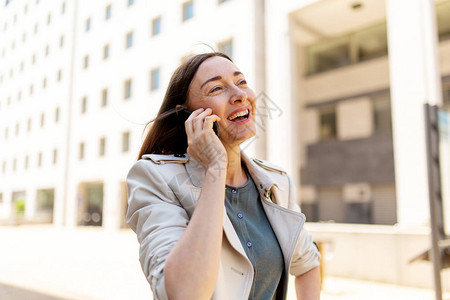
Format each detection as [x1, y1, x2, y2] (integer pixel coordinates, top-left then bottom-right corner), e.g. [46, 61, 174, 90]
[126, 52, 320, 300]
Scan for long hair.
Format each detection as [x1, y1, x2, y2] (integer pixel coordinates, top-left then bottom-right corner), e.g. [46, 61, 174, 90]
[138, 52, 232, 158]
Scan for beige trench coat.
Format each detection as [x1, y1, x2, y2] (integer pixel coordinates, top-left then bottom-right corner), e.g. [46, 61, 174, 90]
[126, 152, 320, 300]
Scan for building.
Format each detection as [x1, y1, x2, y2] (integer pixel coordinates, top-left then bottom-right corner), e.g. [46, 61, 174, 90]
[1, 0, 449, 291]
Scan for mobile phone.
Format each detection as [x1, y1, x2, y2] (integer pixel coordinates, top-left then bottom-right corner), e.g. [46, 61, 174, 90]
[177, 108, 219, 136]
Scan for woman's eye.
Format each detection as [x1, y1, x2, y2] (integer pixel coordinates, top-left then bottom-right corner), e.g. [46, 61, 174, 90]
[210, 86, 222, 93]
[238, 80, 247, 85]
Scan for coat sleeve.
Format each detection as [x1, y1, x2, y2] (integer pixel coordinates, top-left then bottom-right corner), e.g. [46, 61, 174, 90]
[286, 173, 321, 276]
[126, 159, 189, 300]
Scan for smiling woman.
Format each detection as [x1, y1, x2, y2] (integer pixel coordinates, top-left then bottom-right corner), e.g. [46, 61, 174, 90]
[126, 52, 321, 300]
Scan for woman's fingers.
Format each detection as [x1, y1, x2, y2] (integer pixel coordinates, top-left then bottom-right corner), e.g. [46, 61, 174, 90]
[185, 108, 204, 136]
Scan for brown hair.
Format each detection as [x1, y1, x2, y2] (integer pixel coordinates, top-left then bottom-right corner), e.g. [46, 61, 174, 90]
[138, 52, 232, 158]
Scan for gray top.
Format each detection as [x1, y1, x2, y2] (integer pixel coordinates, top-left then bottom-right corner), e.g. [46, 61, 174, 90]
[225, 175, 284, 300]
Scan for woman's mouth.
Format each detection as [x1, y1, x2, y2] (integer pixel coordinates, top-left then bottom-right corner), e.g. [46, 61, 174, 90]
[227, 109, 250, 123]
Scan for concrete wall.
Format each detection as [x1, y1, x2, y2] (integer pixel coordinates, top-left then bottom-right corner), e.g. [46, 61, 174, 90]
[306, 223, 450, 291]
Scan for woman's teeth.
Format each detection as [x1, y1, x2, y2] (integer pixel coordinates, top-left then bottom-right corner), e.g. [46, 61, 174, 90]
[228, 109, 249, 121]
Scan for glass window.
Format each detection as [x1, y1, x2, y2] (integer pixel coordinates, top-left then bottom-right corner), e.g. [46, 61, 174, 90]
[60, 35, 64, 47]
[218, 39, 233, 59]
[152, 17, 161, 36]
[437, 1, 450, 40]
[53, 149, 58, 164]
[182, 1, 194, 21]
[61, 2, 66, 14]
[86, 18, 91, 32]
[83, 55, 89, 69]
[105, 5, 111, 20]
[128, 0, 135, 6]
[47, 13, 51, 25]
[2, 161, 6, 173]
[57, 69, 62, 81]
[55, 107, 60, 122]
[124, 79, 132, 99]
[443, 82, 450, 110]
[102, 88, 108, 107]
[30, 84, 34, 95]
[43, 77, 47, 89]
[126, 31, 133, 48]
[373, 94, 392, 134]
[40, 113, 45, 127]
[307, 37, 350, 74]
[122, 131, 130, 152]
[27, 118, 32, 131]
[38, 152, 42, 167]
[99, 137, 106, 156]
[103, 44, 110, 59]
[150, 68, 160, 91]
[79, 142, 85, 160]
[218, 0, 230, 3]
[81, 97, 87, 113]
[34, 23, 38, 34]
[15, 122, 19, 136]
[319, 106, 337, 140]
[354, 23, 388, 61]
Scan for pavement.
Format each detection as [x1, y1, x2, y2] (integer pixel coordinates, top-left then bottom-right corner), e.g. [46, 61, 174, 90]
[0, 225, 446, 300]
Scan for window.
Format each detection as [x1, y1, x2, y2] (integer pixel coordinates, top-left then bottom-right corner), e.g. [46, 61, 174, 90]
[442, 82, 450, 110]
[218, 39, 233, 59]
[83, 55, 89, 69]
[13, 158, 17, 172]
[126, 31, 133, 48]
[22, 32, 26, 43]
[60, 35, 64, 47]
[182, 1, 194, 21]
[128, 0, 135, 6]
[103, 44, 110, 59]
[437, 1, 450, 40]
[34, 23, 38, 34]
[47, 13, 51, 25]
[15, 122, 19, 136]
[105, 4, 111, 19]
[45, 45, 49, 56]
[152, 17, 161, 36]
[122, 131, 130, 152]
[306, 22, 387, 74]
[27, 118, 32, 131]
[61, 2, 66, 14]
[57, 69, 62, 81]
[86, 18, 91, 32]
[53, 149, 58, 164]
[20, 61, 24, 72]
[373, 94, 392, 134]
[79, 142, 85, 160]
[99, 137, 106, 156]
[40, 113, 45, 127]
[319, 106, 337, 140]
[101, 88, 108, 107]
[24, 4, 28, 14]
[354, 23, 387, 62]
[2, 161, 6, 173]
[17, 90, 22, 101]
[150, 68, 160, 91]
[81, 97, 87, 113]
[42, 77, 47, 89]
[124, 79, 132, 99]
[38, 152, 42, 167]
[4, 127, 8, 139]
[55, 107, 60, 123]
[307, 37, 350, 74]
[29, 84, 34, 95]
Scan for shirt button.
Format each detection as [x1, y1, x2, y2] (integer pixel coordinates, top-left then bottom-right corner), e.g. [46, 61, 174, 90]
[246, 241, 252, 248]
[231, 189, 237, 194]
[237, 213, 243, 219]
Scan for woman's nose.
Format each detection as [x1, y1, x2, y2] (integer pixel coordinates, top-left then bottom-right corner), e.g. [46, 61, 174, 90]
[229, 86, 247, 104]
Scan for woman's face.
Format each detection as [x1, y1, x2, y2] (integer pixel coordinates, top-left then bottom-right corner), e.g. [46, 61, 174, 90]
[187, 56, 257, 147]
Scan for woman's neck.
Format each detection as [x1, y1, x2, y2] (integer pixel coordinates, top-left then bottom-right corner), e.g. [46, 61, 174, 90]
[224, 145, 247, 187]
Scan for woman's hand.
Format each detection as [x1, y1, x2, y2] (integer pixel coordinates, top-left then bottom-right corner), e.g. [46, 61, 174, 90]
[185, 108, 227, 171]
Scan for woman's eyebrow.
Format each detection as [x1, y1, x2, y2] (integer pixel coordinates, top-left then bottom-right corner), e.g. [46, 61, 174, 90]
[200, 71, 244, 89]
